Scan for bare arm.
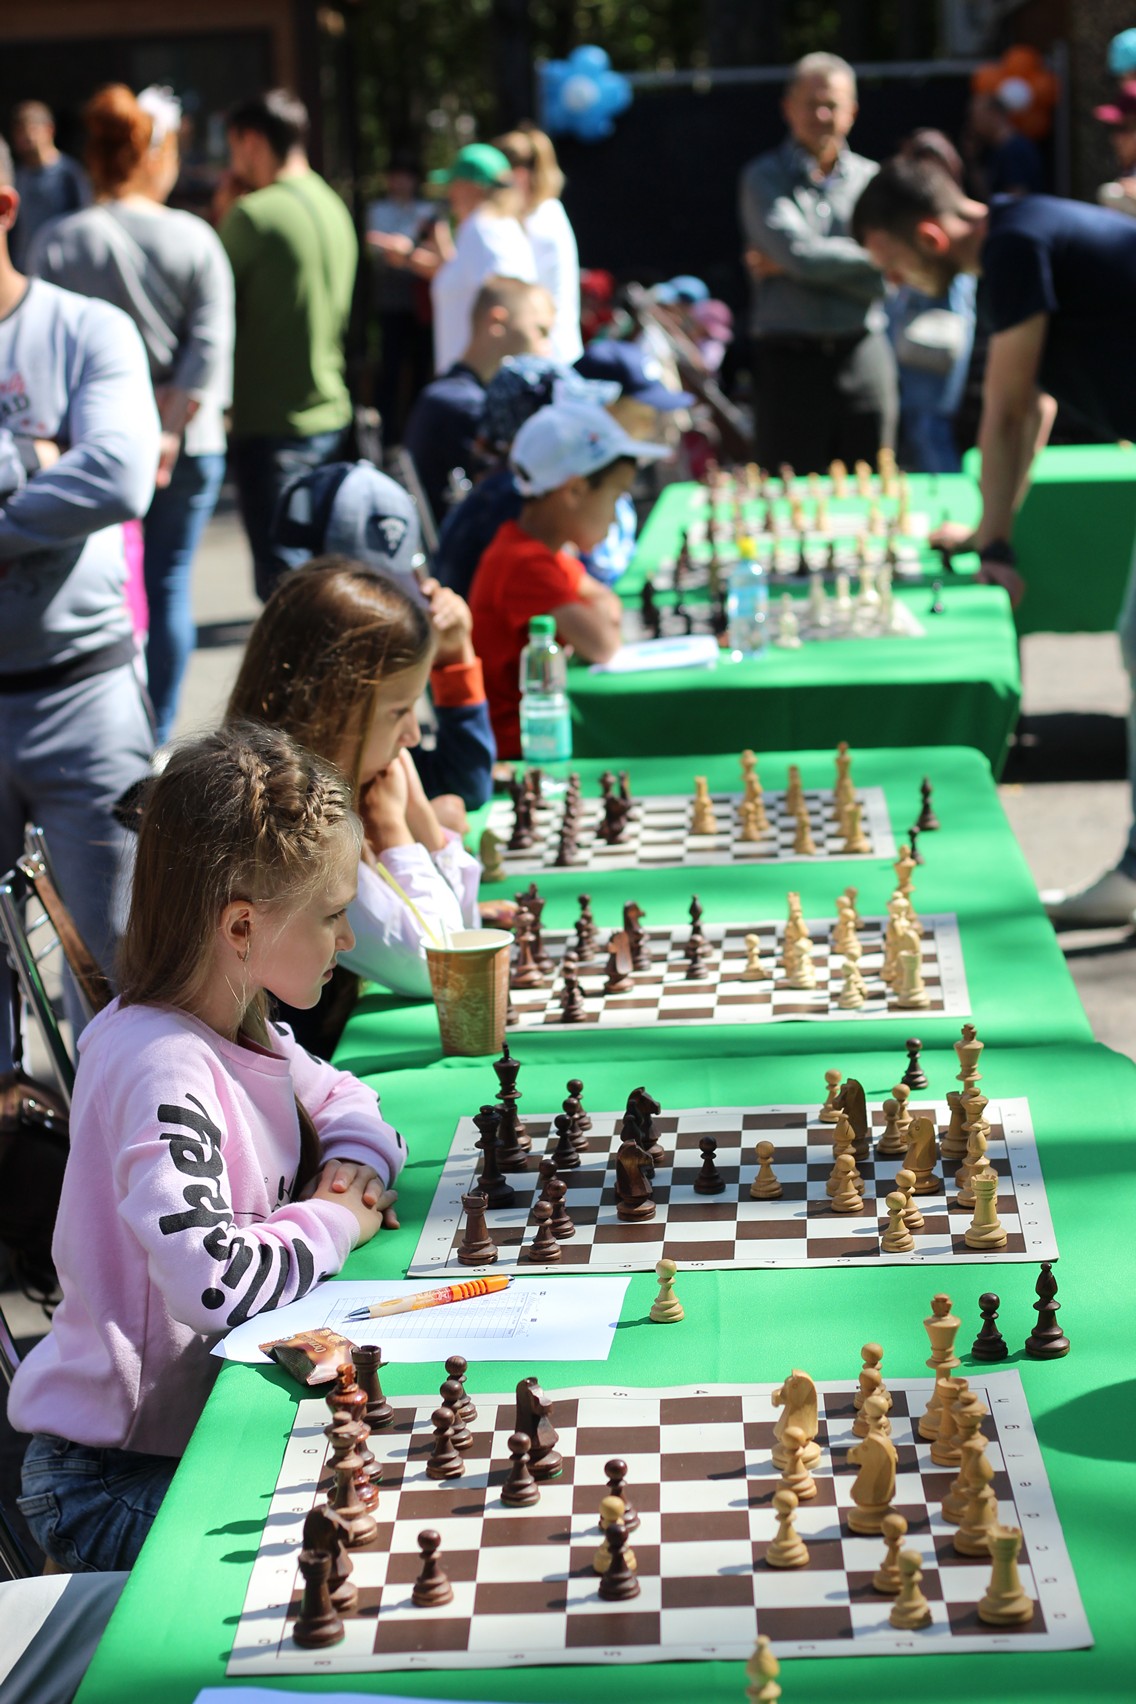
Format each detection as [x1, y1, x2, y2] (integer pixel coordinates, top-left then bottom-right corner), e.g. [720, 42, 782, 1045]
[976, 313, 1048, 550]
[553, 579, 623, 664]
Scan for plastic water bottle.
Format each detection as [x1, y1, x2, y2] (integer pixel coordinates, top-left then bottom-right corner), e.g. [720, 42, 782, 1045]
[519, 615, 572, 762]
[726, 537, 768, 657]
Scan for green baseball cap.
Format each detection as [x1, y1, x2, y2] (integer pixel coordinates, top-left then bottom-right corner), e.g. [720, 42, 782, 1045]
[429, 143, 513, 188]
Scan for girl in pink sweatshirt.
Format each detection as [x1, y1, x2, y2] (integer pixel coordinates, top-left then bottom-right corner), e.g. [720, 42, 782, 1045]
[9, 724, 406, 1571]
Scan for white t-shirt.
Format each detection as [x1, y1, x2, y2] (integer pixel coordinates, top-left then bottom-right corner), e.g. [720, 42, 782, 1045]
[525, 197, 583, 363]
[430, 207, 536, 373]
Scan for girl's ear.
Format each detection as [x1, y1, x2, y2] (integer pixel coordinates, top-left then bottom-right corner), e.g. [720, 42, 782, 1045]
[218, 901, 254, 962]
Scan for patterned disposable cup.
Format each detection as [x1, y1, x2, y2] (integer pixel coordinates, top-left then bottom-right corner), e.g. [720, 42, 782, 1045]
[424, 929, 514, 1055]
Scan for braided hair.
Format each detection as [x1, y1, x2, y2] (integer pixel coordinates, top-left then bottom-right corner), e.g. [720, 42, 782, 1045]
[118, 724, 360, 1190]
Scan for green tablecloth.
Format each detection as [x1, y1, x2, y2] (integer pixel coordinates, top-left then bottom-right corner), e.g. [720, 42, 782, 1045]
[962, 444, 1136, 636]
[625, 475, 982, 600]
[335, 746, 1088, 1077]
[568, 586, 1021, 773]
[74, 1040, 1136, 1703]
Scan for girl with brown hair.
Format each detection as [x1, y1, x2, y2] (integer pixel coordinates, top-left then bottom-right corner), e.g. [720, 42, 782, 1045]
[226, 561, 484, 1005]
[9, 723, 404, 1571]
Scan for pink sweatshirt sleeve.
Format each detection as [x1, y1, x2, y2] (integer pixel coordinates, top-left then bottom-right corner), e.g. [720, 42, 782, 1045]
[108, 1064, 359, 1337]
[276, 1024, 408, 1182]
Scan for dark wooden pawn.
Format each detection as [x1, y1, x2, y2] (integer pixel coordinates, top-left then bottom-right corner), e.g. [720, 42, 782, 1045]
[902, 1037, 929, 1091]
[551, 1111, 582, 1170]
[1024, 1262, 1070, 1359]
[500, 1430, 541, 1507]
[567, 1077, 592, 1136]
[907, 824, 924, 865]
[472, 1105, 516, 1207]
[693, 1134, 725, 1195]
[971, 1292, 1009, 1362]
[439, 1378, 473, 1449]
[510, 915, 543, 989]
[563, 1086, 590, 1151]
[506, 779, 534, 851]
[444, 1353, 477, 1423]
[411, 1529, 454, 1607]
[425, 1405, 464, 1480]
[351, 1343, 394, 1434]
[641, 577, 661, 640]
[917, 777, 940, 831]
[303, 1503, 357, 1613]
[292, 1548, 345, 1647]
[597, 1520, 640, 1601]
[605, 1458, 639, 1533]
[559, 951, 587, 1023]
[521, 1198, 560, 1263]
[544, 1174, 576, 1241]
[575, 894, 598, 958]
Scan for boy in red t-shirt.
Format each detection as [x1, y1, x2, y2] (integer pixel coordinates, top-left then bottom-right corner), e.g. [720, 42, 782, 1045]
[470, 400, 669, 756]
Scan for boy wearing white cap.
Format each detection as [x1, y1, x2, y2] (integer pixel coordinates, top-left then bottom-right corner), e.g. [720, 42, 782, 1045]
[469, 401, 669, 757]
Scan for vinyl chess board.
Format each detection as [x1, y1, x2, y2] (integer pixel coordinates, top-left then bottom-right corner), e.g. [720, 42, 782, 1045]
[505, 913, 969, 1030]
[482, 784, 897, 878]
[227, 1374, 1090, 1676]
[407, 1096, 1056, 1277]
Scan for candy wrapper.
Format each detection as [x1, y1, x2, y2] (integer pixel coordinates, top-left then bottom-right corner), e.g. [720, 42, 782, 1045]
[259, 1325, 358, 1386]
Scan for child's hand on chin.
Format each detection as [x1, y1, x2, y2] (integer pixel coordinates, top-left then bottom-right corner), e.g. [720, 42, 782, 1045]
[359, 753, 413, 853]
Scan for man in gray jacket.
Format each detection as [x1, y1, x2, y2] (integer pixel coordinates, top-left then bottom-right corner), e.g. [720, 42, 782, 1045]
[0, 136, 158, 1059]
[738, 53, 896, 474]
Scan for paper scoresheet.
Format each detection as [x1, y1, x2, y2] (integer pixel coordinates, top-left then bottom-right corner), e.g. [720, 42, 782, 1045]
[212, 1275, 631, 1366]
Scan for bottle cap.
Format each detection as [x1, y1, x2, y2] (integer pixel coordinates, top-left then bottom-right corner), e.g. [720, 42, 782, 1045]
[528, 615, 556, 638]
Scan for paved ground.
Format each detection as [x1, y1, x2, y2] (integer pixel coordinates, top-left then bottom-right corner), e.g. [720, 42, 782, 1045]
[3, 492, 1133, 1562]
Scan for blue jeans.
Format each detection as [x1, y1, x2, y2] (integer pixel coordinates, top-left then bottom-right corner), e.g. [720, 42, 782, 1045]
[229, 427, 347, 602]
[899, 409, 962, 474]
[0, 661, 153, 1068]
[143, 451, 226, 744]
[18, 1433, 178, 1572]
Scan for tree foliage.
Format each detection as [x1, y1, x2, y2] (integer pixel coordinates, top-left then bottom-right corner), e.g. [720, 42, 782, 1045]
[352, 0, 936, 185]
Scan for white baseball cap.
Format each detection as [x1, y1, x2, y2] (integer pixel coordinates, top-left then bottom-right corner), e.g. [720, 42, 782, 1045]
[509, 401, 671, 498]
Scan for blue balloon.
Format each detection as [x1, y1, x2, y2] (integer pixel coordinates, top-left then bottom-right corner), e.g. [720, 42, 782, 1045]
[539, 44, 632, 141]
[1110, 28, 1136, 75]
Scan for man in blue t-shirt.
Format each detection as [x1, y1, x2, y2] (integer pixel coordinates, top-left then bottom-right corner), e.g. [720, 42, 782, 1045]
[8, 101, 89, 269]
[853, 160, 1136, 926]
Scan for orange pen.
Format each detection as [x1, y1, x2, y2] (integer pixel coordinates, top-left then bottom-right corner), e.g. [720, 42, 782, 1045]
[344, 1275, 511, 1320]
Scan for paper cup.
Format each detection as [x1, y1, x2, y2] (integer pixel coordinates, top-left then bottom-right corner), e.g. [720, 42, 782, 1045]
[424, 929, 514, 1055]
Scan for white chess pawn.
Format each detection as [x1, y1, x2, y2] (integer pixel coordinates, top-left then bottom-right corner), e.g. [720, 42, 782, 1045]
[808, 573, 829, 630]
[773, 593, 802, 649]
[832, 571, 853, 627]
